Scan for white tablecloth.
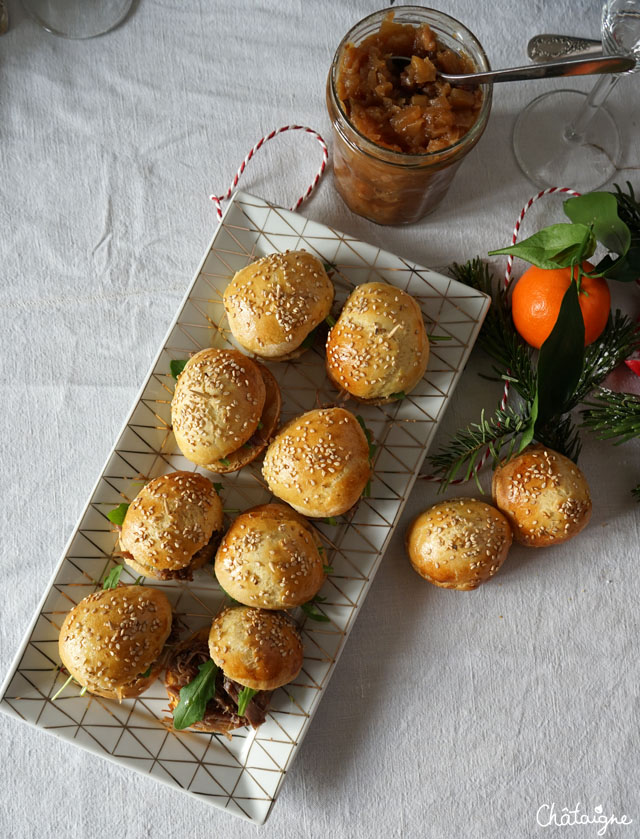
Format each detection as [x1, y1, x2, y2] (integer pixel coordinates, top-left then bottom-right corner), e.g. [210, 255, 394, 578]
[1, 1, 639, 837]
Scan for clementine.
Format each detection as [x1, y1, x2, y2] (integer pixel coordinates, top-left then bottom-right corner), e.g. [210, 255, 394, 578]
[511, 261, 611, 349]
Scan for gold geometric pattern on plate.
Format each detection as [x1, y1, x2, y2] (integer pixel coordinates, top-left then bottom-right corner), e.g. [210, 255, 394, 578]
[0, 191, 489, 825]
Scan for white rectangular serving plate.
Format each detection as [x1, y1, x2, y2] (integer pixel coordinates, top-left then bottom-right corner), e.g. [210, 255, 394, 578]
[0, 191, 489, 825]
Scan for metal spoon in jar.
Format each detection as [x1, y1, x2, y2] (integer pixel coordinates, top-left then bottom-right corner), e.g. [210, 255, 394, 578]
[390, 53, 634, 84]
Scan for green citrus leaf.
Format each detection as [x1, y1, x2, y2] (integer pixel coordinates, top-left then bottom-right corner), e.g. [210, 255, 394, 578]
[518, 391, 539, 453]
[173, 660, 218, 730]
[564, 192, 630, 257]
[594, 246, 640, 282]
[488, 223, 595, 269]
[536, 282, 585, 426]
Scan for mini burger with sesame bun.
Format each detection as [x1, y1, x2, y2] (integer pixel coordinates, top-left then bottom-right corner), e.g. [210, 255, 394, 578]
[326, 282, 429, 404]
[223, 250, 334, 361]
[58, 585, 173, 700]
[171, 348, 281, 474]
[165, 606, 303, 733]
[118, 471, 224, 581]
[214, 503, 326, 609]
[262, 407, 372, 518]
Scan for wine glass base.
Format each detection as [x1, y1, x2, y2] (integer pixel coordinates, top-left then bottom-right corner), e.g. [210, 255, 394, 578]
[513, 89, 620, 191]
[21, 0, 134, 38]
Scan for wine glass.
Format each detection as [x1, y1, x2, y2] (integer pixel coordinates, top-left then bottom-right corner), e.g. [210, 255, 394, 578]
[513, 0, 640, 190]
[21, 0, 134, 39]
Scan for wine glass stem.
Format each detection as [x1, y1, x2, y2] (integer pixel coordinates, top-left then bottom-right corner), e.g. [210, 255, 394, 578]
[564, 72, 621, 143]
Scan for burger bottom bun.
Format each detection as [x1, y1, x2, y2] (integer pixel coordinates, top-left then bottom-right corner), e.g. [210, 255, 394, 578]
[203, 362, 281, 474]
[80, 656, 166, 701]
[122, 536, 218, 581]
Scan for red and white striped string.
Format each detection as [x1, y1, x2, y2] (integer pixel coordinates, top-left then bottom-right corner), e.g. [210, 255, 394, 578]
[210, 125, 328, 221]
[420, 185, 581, 485]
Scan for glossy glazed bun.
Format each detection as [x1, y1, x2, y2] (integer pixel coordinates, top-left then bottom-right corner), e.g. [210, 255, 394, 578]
[171, 348, 280, 473]
[214, 503, 325, 609]
[224, 250, 334, 360]
[492, 445, 592, 547]
[406, 498, 512, 590]
[262, 407, 371, 517]
[119, 471, 223, 580]
[326, 282, 429, 404]
[58, 585, 173, 699]
[208, 607, 303, 691]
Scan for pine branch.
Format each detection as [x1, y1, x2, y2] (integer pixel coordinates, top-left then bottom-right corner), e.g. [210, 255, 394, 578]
[427, 405, 533, 491]
[581, 388, 640, 445]
[613, 182, 640, 242]
[535, 414, 582, 462]
[450, 259, 537, 403]
[569, 310, 640, 408]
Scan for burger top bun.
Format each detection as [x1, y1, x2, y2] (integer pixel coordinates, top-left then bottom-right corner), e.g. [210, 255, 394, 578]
[262, 407, 372, 518]
[223, 250, 334, 360]
[492, 445, 592, 547]
[171, 348, 265, 466]
[214, 503, 325, 609]
[208, 606, 303, 691]
[326, 282, 429, 404]
[58, 585, 173, 699]
[119, 471, 223, 576]
[406, 498, 512, 590]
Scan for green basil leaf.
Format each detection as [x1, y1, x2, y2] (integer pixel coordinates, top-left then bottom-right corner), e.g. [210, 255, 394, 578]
[107, 503, 129, 526]
[322, 262, 335, 273]
[355, 415, 377, 462]
[536, 282, 585, 426]
[219, 584, 240, 604]
[564, 192, 630, 257]
[173, 660, 218, 730]
[236, 686, 259, 717]
[488, 223, 595, 269]
[218, 457, 230, 466]
[324, 516, 338, 526]
[389, 391, 405, 401]
[300, 328, 317, 350]
[212, 482, 223, 494]
[518, 390, 539, 453]
[325, 314, 336, 327]
[139, 664, 153, 679]
[322, 564, 334, 574]
[102, 565, 123, 590]
[362, 479, 372, 498]
[170, 359, 188, 380]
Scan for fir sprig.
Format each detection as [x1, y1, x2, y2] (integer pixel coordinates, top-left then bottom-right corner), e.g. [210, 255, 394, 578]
[581, 389, 640, 445]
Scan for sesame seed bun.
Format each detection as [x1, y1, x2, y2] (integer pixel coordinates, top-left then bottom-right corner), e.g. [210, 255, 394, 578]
[119, 471, 223, 580]
[214, 503, 325, 609]
[262, 407, 372, 518]
[492, 445, 592, 547]
[58, 586, 173, 700]
[326, 282, 429, 404]
[209, 606, 303, 691]
[406, 498, 512, 590]
[224, 250, 334, 360]
[204, 362, 281, 474]
[171, 349, 281, 473]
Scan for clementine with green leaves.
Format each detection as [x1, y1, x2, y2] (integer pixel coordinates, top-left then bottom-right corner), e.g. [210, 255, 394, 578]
[511, 262, 611, 349]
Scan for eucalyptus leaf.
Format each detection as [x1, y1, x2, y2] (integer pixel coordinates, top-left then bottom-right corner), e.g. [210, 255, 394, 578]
[173, 660, 218, 730]
[236, 686, 259, 717]
[564, 192, 630, 257]
[536, 282, 585, 427]
[488, 223, 595, 269]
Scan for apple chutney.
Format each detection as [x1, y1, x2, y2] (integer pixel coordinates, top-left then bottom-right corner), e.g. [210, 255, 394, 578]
[326, 8, 492, 225]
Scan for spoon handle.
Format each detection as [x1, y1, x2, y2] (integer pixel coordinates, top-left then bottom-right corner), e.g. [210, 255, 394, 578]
[441, 54, 634, 84]
[527, 34, 602, 62]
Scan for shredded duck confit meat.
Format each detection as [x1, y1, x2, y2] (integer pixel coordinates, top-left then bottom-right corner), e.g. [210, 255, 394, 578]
[166, 639, 272, 732]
